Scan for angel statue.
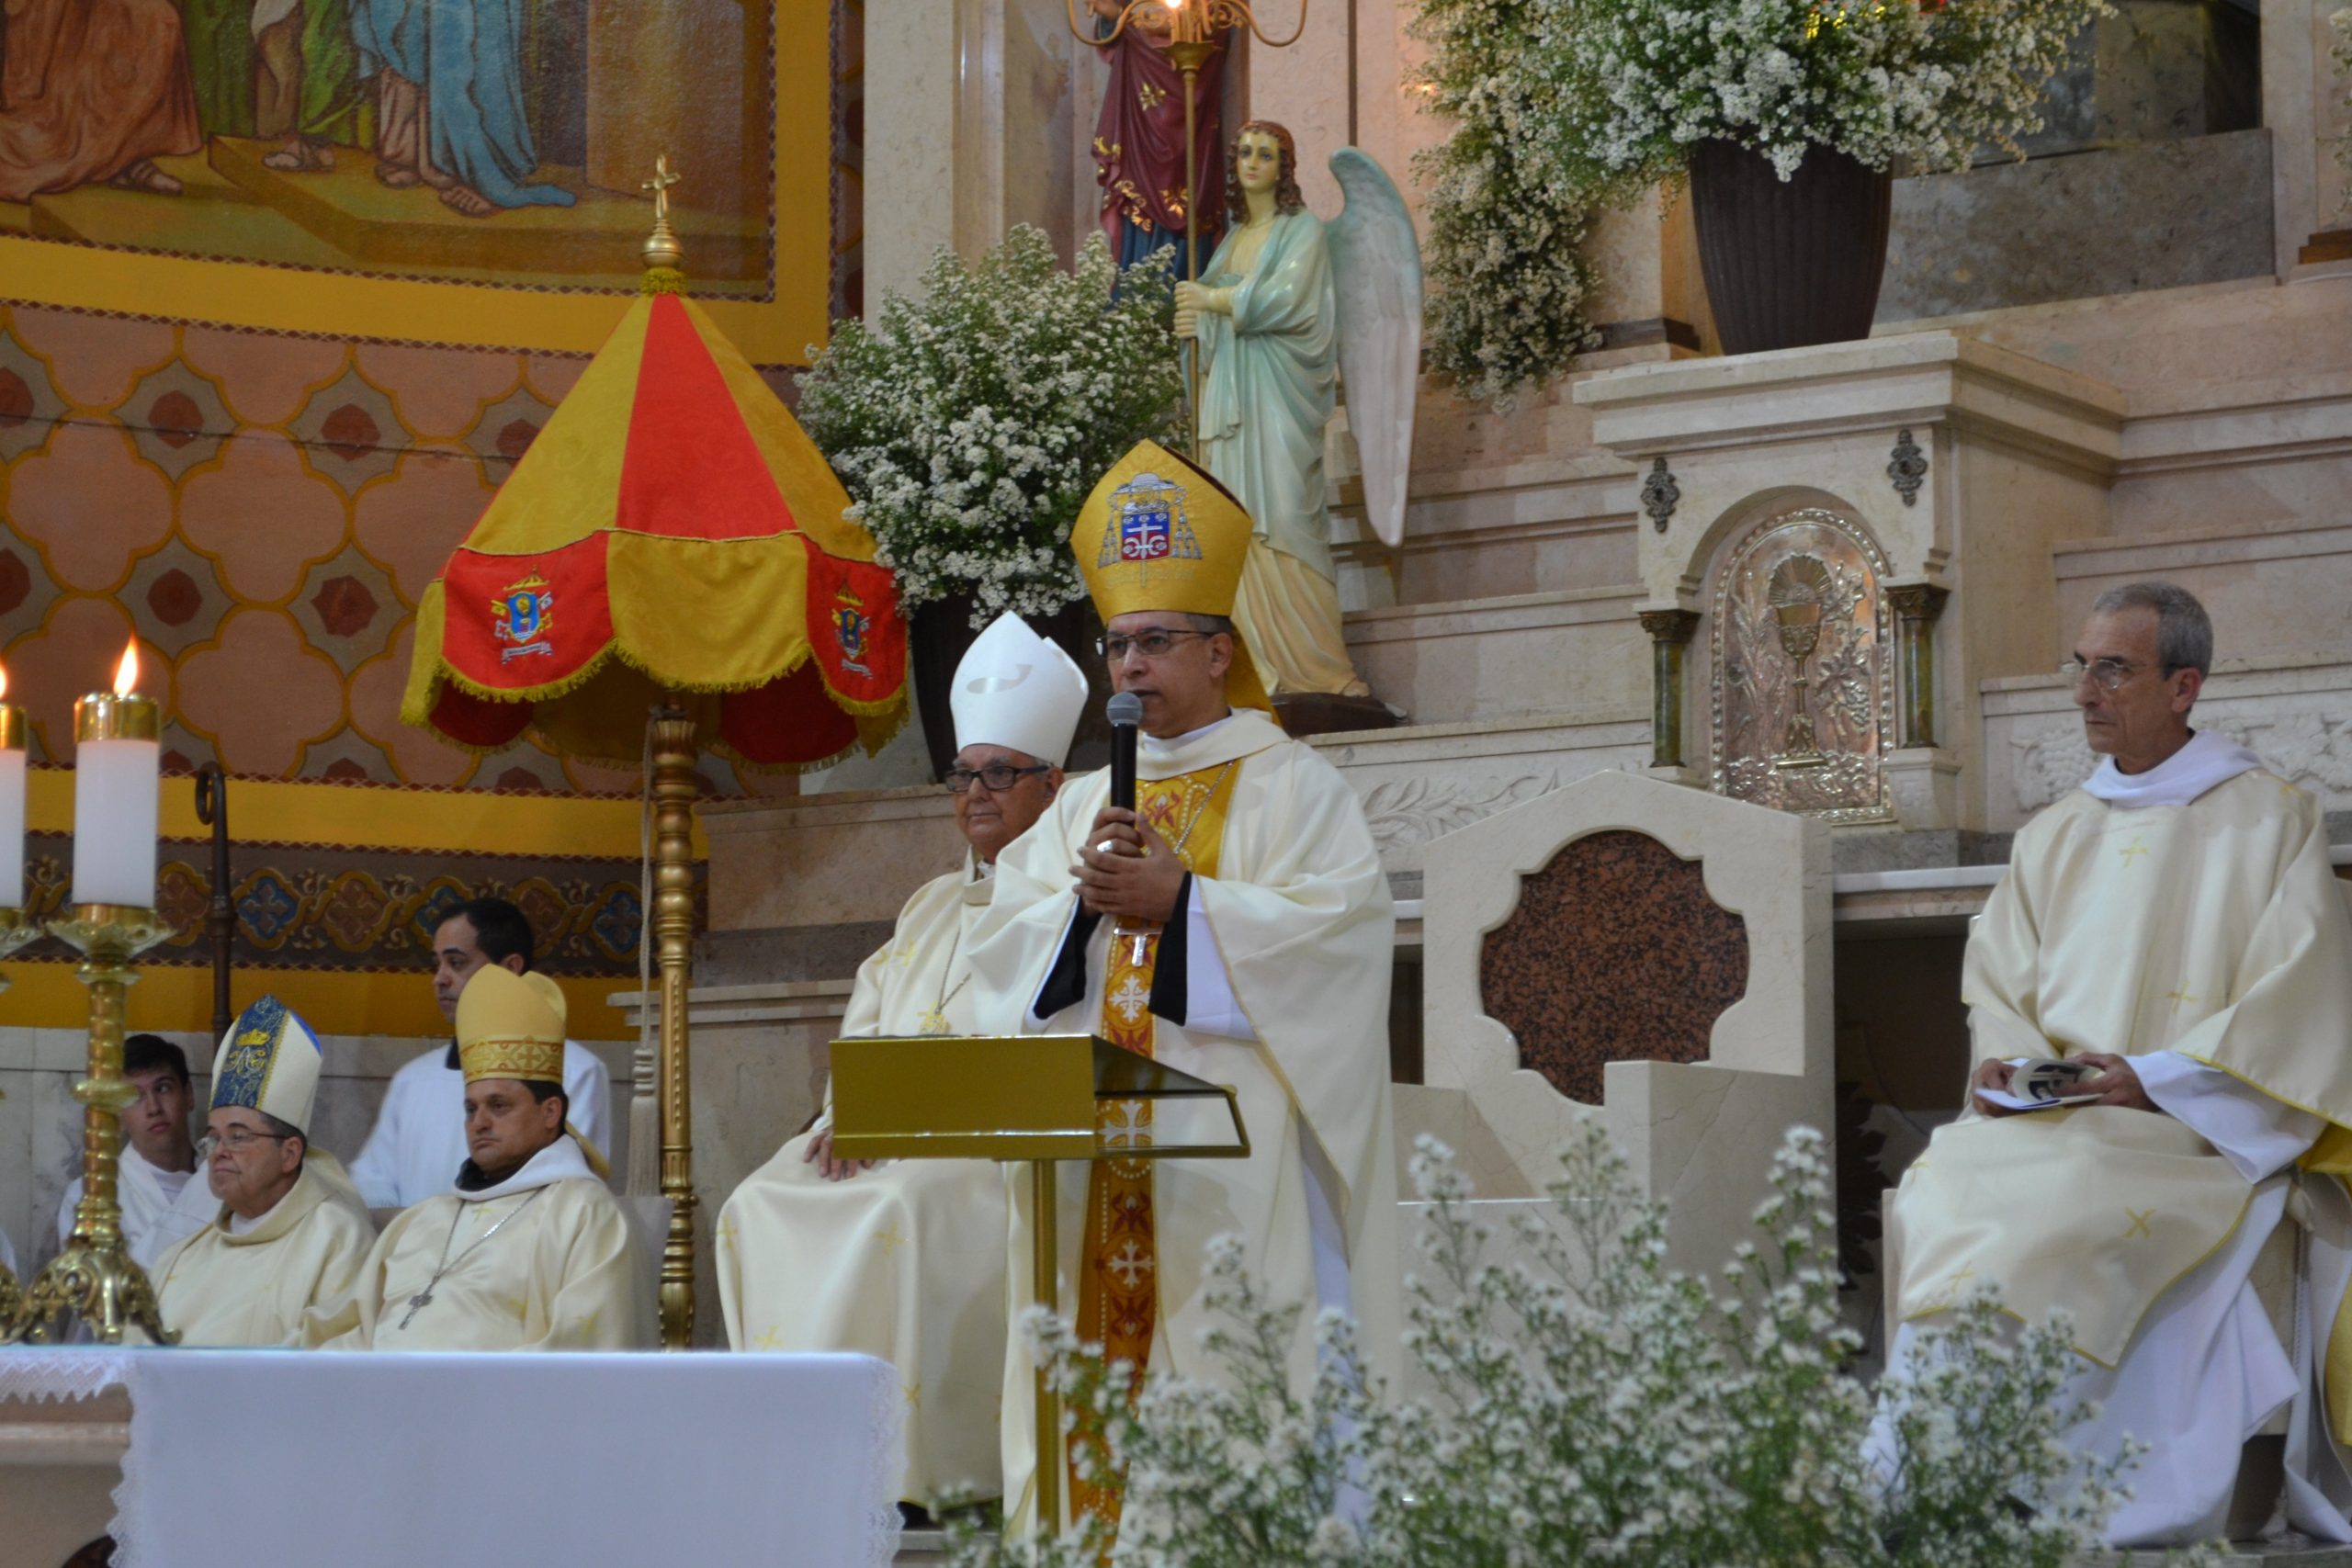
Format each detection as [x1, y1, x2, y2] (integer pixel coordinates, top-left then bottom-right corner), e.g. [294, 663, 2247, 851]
[1172, 121, 1422, 726]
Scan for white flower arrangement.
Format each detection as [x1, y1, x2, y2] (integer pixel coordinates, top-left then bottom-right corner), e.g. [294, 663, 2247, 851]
[950, 1120, 2194, 1568]
[1409, 0, 1608, 409]
[797, 227, 1183, 626]
[1539, 0, 2113, 185]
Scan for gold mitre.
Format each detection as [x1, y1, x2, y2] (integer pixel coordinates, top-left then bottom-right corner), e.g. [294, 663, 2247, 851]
[457, 965, 568, 1087]
[1071, 441, 1270, 713]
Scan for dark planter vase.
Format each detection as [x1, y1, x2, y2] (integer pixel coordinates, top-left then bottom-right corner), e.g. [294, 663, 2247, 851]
[908, 592, 1113, 781]
[1686, 139, 1894, 356]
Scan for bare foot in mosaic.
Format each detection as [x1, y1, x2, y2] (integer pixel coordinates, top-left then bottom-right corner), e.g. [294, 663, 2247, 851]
[109, 160, 183, 196]
[375, 162, 422, 188]
[264, 138, 335, 173]
[438, 184, 496, 218]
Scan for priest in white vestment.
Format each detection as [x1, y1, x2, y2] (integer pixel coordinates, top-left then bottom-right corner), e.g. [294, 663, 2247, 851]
[315, 966, 650, 1350]
[348, 895, 610, 1208]
[152, 997, 376, 1346]
[56, 1033, 214, 1270]
[968, 441, 1400, 1533]
[1879, 582, 2352, 1545]
[718, 612, 1090, 1511]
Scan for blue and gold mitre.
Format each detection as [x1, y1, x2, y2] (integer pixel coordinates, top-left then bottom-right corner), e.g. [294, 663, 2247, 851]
[209, 995, 324, 1137]
[1072, 441, 1270, 711]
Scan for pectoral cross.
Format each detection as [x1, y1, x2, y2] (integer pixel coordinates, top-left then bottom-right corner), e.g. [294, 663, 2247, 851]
[399, 1289, 433, 1328]
[641, 155, 681, 221]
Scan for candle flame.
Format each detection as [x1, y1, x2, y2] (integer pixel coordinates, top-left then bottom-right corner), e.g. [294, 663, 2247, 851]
[113, 640, 140, 697]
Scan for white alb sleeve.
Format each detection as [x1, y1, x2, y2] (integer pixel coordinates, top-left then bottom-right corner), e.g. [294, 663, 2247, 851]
[2136, 1050, 2321, 1183]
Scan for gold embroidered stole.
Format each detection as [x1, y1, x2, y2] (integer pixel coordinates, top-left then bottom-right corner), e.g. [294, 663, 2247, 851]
[1070, 760, 1238, 1526]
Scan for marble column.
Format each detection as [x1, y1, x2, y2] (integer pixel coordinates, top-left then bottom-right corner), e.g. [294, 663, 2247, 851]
[1638, 608, 1702, 771]
[1887, 582, 1951, 750]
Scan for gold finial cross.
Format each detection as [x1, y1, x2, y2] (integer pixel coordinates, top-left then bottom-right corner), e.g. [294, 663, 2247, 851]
[642, 155, 681, 222]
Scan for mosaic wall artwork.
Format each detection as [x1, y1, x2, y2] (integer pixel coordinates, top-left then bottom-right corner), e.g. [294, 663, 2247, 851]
[0, 299, 806, 800]
[0, 0, 776, 296]
[1478, 829, 1750, 1105]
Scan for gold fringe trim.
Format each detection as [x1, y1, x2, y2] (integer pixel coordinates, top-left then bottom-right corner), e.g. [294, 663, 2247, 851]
[639, 268, 687, 297]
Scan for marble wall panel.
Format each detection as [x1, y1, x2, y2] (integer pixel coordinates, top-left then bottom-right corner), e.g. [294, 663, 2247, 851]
[1881, 130, 2274, 323]
[702, 786, 963, 931]
[1344, 586, 1649, 728]
[2053, 520, 2352, 662]
[1981, 654, 2352, 829]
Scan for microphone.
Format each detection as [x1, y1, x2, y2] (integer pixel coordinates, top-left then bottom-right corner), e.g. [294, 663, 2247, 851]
[1107, 692, 1142, 817]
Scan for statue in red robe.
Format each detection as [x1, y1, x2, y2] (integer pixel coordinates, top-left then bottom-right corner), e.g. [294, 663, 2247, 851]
[0, 0, 201, 200]
[1088, 0, 1226, 279]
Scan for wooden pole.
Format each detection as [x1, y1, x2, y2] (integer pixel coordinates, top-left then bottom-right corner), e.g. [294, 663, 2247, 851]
[650, 703, 700, 1348]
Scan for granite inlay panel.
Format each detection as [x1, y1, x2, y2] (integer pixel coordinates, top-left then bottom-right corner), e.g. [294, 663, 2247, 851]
[1478, 829, 1749, 1104]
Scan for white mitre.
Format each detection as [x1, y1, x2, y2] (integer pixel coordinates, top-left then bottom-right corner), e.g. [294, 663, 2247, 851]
[209, 995, 324, 1135]
[950, 613, 1087, 765]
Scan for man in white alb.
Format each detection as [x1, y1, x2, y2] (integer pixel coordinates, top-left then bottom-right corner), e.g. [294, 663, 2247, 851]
[56, 1034, 214, 1269]
[1880, 582, 2352, 1544]
[348, 896, 609, 1208]
[718, 612, 1088, 1512]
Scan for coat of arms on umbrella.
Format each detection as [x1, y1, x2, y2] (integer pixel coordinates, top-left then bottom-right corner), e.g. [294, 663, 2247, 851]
[492, 573, 557, 662]
[1099, 471, 1202, 568]
[833, 589, 873, 677]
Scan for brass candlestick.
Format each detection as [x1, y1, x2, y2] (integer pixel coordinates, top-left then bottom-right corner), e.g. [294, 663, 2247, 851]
[17, 905, 177, 1344]
[0, 907, 41, 988]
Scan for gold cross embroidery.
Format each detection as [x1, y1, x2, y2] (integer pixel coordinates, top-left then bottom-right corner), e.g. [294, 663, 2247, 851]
[2122, 1209, 2154, 1239]
[2117, 838, 2149, 866]
[752, 1326, 784, 1349]
[2163, 987, 2200, 1012]
[904, 1381, 922, 1412]
[876, 1222, 908, 1255]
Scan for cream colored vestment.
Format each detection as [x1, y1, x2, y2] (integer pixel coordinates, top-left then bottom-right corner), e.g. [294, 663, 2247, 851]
[716, 858, 1011, 1506]
[152, 1156, 376, 1347]
[967, 708, 1400, 1529]
[313, 1135, 650, 1350]
[1884, 741, 2352, 1545]
[1894, 766, 2352, 1363]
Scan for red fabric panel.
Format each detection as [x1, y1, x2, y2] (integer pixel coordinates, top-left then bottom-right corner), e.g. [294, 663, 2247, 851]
[437, 534, 616, 693]
[800, 550, 907, 710]
[428, 683, 534, 749]
[616, 295, 796, 543]
[722, 663, 858, 766]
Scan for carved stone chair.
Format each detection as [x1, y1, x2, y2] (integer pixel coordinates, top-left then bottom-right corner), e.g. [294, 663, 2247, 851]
[1415, 769, 1835, 1275]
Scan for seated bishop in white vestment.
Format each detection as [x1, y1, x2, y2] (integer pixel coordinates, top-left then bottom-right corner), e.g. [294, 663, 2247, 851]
[717, 612, 1089, 1509]
[968, 442, 1401, 1534]
[152, 997, 376, 1346]
[313, 966, 650, 1351]
[1879, 585, 2352, 1546]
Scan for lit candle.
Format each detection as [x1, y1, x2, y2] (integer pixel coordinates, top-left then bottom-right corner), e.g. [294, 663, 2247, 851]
[71, 642, 160, 911]
[0, 662, 22, 908]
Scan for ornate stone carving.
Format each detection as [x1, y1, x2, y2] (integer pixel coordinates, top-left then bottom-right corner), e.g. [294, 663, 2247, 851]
[1640, 457, 1681, 533]
[1888, 428, 1928, 506]
[1478, 829, 1749, 1104]
[1711, 508, 1894, 823]
[1359, 770, 1564, 857]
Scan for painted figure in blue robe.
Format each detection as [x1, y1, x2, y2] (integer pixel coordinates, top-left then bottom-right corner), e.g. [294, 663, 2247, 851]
[351, 0, 574, 215]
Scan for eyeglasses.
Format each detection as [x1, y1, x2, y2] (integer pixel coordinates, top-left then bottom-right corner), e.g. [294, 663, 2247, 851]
[199, 1127, 295, 1155]
[2060, 657, 2156, 693]
[1096, 628, 1216, 662]
[944, 762, 1052, 794]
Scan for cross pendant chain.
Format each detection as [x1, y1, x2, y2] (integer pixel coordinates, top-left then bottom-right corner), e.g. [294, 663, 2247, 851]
[1128, 931, 1151, 965]
[398, 1187, 545, 1331]
[399, 1290, 433, 1329]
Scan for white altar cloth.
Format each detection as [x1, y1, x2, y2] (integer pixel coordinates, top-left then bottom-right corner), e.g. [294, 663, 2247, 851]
[0, 1348, 904, 1567]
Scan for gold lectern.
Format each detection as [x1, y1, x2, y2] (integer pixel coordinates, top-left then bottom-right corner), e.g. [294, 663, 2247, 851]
[830, 1033, 1250, 1533]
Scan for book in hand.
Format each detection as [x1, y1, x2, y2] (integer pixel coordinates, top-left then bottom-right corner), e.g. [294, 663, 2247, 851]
[1973, 1057, 2108, 1112]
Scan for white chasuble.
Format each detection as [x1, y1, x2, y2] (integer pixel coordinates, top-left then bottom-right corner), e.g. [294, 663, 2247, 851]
[1894, 769, 2352, 1361]
[151, 1156, 376, 1347]
[313, 1136, 651, 1351]
[715, 858, 1011, 1507]
[1886, 759, 2352, 1544]
[967, 709, 1400, 1532]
